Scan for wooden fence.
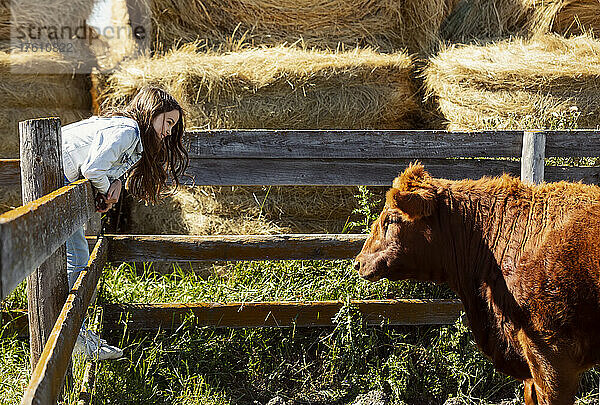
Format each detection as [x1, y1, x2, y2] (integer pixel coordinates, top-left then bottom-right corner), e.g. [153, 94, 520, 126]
[1, 121, 599, 404]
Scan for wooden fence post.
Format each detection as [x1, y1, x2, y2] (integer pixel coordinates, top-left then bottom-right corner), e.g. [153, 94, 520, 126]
[19, 118, 69, 372]
[521, 130, 546, 185]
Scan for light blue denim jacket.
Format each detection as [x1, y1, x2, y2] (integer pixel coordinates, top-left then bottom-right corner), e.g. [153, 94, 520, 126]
[61, 116, 143, 194]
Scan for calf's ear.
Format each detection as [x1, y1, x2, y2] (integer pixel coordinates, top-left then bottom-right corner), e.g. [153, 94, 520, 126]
[386, 188, 435, 220]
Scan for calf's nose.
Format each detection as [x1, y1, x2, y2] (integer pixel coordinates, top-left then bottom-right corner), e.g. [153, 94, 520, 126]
[353, 259, 361, 272]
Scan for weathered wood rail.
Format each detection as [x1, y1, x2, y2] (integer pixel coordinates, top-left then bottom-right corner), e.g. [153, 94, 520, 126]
[3, 129, 600, 187]
[0, 158, 20, 186]
[106, 234, 368, 262]
[21, 238, 107, 405]
[101, 299, 464, 330]
[0, 125, 598, 404]
[4, 299, 464, 332]
[0, 180, 95, 299]
[0, 118, 100, 405]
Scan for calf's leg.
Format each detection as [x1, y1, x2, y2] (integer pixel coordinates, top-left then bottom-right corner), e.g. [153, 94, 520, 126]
[524, 378, 538, 405]
[518, 331, 580, 405]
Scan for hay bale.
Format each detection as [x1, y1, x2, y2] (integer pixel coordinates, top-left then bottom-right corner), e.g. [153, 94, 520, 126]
[0, 0, 95, 41]
[0, 51, 92, 157]
[0, 107, 91, 157]
[129, 187, 288, 235]
[440, 0, 536, 43]
[424, 34, 600, 130]
[98, 45, 420, 130]
[1, 1, 99, 72]
[0, 49, 85, 74]
[531, 0, 600, 37]
[149, 0, 456, 55]
[0, 76, 89, 109]
[441, 0, 600, 43]
[128, 185, 369, 235]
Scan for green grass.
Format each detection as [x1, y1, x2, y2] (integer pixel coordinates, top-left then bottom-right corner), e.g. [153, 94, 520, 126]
[91, 260, 600, 405]
[0, 332, 30, 405]
[0, 289, 104, 405]
[2, 258, 515, 405]
[92, 306, 520, 404]
[100, 260, 457, 304]
[3, 264, 600, 405]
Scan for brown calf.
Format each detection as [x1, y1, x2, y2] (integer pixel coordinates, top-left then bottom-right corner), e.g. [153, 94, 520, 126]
[354, 163, 600, 405]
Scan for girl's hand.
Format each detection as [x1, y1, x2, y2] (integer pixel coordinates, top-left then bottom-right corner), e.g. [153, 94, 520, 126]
[106, 179, 122, 204]
[95, 193, 112, 213]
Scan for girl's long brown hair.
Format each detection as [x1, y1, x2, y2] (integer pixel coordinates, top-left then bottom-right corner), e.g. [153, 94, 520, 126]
[102, 85, 189, 204]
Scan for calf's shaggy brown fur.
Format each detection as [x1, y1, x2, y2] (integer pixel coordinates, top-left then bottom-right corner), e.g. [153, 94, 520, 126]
[354, 163, 600, 405]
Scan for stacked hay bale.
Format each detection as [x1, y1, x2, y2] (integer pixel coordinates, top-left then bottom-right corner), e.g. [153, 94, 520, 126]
[532, 0, 600, 37]
[147, 0, 458, 55]
[0, 0, 95, 213]
[0, 52, 92, 157]
[424, 34, 600, 130]
[98, 45, 417, 234]
[0, 0, 96, 51]
[441, 0, 600, 43]
[0, 51, 92, 156]
[99, 45, 419, 130]
[440, 0, 536, 42]
[127, 185, 369, 235]
[0, 51, 92, 213]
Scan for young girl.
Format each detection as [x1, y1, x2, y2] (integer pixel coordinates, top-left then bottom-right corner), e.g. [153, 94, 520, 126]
[62, 85, 189, 360]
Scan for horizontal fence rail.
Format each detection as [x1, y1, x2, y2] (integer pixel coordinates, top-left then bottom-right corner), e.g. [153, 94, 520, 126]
[102, 299, 464, 330]
[183, 158, 600, 186]
[107, 234, 367, 262]
[184, 129, 600, 158]
[184, 130, 525, 158]
[21, 238, 107, 405]
[0, 180, 95, 299]
[3, 130, 600, 187]
[185, 158, 519, 186]
[0, 309, 28, 336]
[0, 159, 20, 186]
[2, 298, 465, 335]
[181, 129, 600, 186]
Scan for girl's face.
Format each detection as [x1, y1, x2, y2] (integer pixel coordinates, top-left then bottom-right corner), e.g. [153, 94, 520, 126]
[152, 109, 180, 141]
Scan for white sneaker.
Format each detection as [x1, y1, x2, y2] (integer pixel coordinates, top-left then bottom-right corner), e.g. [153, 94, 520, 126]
[73, 328, 123, 361]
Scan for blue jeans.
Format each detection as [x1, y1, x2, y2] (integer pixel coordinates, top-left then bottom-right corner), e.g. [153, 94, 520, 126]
[66, 226, 89, 289]
[64, 177, 90, 289]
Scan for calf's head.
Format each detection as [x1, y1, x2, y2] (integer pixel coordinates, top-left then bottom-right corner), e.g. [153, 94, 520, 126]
[354, 164, 439, 282]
